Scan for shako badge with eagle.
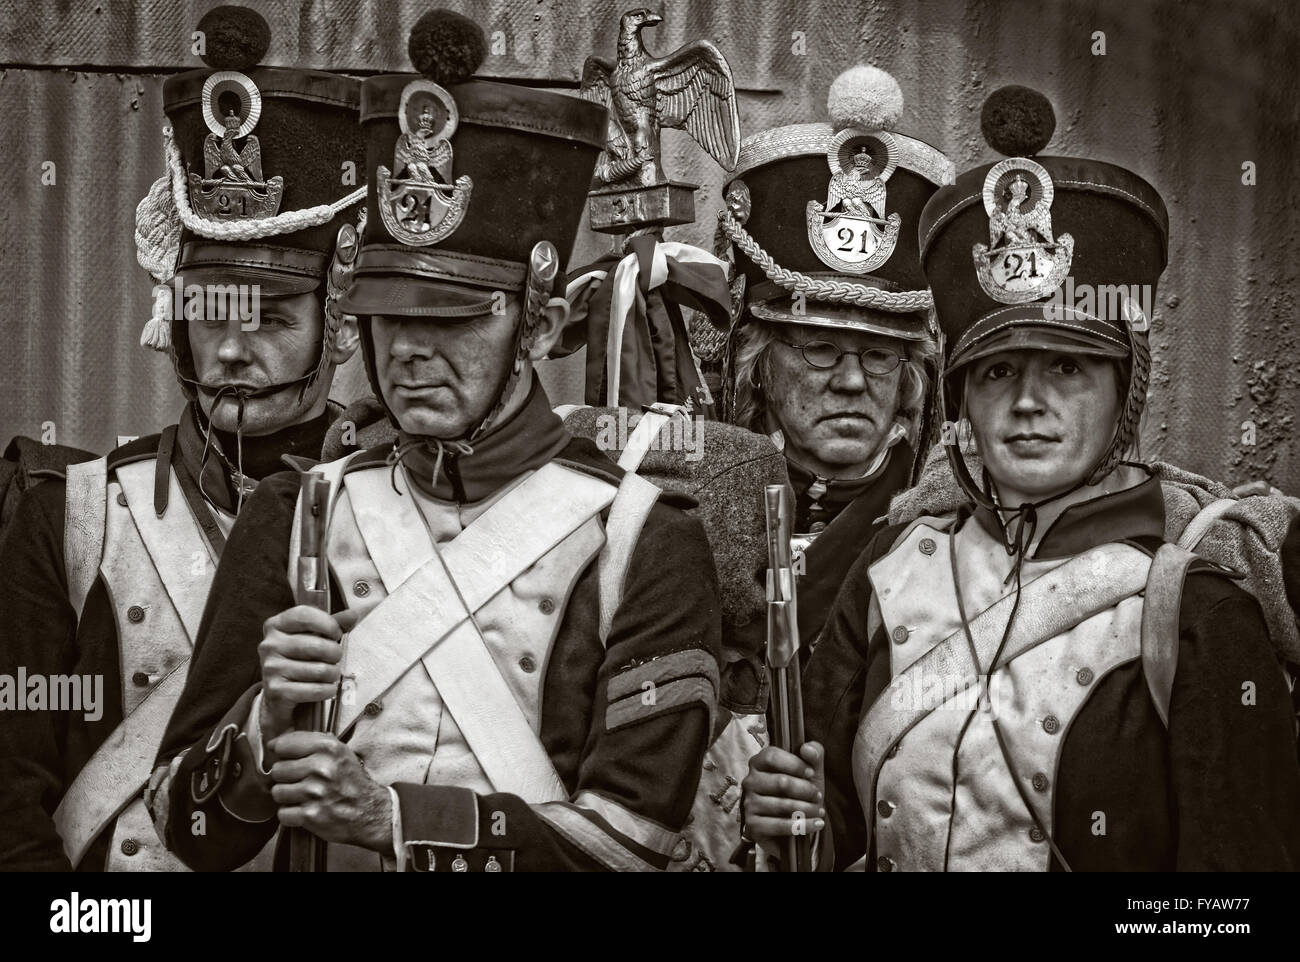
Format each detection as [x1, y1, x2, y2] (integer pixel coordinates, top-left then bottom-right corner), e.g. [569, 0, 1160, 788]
[376, 79, 473, 246]
[189, 70, 284, 220]
[806, 129, 903, 273]
[972, 156, 1073, 303]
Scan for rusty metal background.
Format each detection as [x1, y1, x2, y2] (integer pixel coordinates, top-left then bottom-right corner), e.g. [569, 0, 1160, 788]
[1, 0, 1296, 489]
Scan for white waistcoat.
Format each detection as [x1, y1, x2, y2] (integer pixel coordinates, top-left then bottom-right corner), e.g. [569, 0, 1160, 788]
[65, 457, 214, 871]
[320, 464, 608, 871]
[856, 516, 1147, 872]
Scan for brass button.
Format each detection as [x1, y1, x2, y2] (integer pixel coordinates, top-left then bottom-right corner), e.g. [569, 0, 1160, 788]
[538, 598, 555, 615]
[353, 580, 371, 597]
[918, 537, 937, 555]
[876, 855, 896, 872]
[1042, 714, 1060, 735]
[116, 492, 128, 507]
[891, 625, 909, 644]
[519, 655, 537, 673]
[1029, 826, 1046, 843]
[1076, 667, 1094, 686]
[809, 521, 826, 533]
[1031, 772, 1049, 792]
[363, 701, 382, 717]
[126, 605, 145, 623]
[876, 799, 896, 818]
[232, 762, 242, 778]
[131, 671, 150, 687]
[120, 838, 139, 856]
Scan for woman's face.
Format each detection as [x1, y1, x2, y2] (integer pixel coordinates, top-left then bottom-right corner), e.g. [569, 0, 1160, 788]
[965, 349, 1123, 506]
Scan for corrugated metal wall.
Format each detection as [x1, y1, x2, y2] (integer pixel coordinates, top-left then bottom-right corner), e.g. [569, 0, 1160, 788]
[1, 0, 1296, 489]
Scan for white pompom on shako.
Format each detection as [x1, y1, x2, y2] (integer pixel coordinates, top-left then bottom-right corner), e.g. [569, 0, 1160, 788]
[827, 64, 904, 132]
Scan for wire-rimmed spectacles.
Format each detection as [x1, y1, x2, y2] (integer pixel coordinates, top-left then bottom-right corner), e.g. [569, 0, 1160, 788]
[776, 338, 906, 375]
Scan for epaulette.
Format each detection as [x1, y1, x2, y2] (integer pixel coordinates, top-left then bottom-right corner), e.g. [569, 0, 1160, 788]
[3, 436, 100, 479]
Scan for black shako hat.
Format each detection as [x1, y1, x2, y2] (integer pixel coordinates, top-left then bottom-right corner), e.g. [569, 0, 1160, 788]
[338, 11, 608, 319]
[135, 5, 367, 401]
[160, 5, 366, 298]
[919, 84, 1171, 485]
[720, 65, 954, 340]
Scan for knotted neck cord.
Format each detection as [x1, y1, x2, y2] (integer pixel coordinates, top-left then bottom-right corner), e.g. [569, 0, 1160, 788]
[196, 386, 250, 514]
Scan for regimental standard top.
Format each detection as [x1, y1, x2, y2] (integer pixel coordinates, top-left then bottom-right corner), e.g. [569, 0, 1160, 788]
[580, 8, 740, 233]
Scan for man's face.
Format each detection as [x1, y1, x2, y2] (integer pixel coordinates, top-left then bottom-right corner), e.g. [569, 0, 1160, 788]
[965, 349, 1123, 506]
[187, 290, 328, 435]
[763, 322, 906, 479]
[370, 303, 517, 438]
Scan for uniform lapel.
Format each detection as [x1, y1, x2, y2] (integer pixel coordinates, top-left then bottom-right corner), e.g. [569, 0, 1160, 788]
[114, 459, 217, 644]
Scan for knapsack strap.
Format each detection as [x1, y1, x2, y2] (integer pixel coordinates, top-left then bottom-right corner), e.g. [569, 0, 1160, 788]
[1177, 498, 1237, 551]
[597, 473, 662, 646]
[1140, 543, 1199, 728]
[616, 403, 688, 471]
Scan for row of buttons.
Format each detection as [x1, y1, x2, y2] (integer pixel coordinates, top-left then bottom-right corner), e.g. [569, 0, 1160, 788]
[876, 825, 1050, 872]
[874, 694, 1072, 869]
[886, 538, 938, 645]
[350, 578, 557, 619]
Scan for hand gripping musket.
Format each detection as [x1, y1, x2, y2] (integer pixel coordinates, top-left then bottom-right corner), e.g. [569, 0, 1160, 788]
[289, 472, 332, 872]
[764, 485, 813, 872]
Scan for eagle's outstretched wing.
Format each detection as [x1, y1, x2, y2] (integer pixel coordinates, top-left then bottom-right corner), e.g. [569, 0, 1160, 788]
[649, 40, 740, 171]
[1025, 200, 1054, 242]
[860, 178, 886, 218]
[202, 136, 222, 179]
[580, 56, 628, 158]
[237, 136, 262, 180]
[825, 174, 846, 211]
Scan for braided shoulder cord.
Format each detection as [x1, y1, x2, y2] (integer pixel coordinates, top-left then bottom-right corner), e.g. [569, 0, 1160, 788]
[163, 125, 365, 241]
[718, 208, 934, 314]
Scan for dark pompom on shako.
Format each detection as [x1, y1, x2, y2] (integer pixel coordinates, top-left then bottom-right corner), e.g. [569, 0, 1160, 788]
[980, 85, 1056, 157]
[408, 9, 487, 85]
[196, 5, 272, 70]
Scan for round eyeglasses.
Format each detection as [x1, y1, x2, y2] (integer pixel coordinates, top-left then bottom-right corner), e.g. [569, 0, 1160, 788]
[777, 338, 906, 375]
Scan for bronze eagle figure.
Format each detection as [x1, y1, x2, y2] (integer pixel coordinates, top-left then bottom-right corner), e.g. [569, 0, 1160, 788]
[580, 8, 740, 187]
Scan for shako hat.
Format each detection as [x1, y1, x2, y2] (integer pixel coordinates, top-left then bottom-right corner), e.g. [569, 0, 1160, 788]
[719, 65, 955, 340]
[134, 4, 367, 398]
[337, 10, 608, 319]
[918, 84, 1170, 485]
[335, 9, 608, 442]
